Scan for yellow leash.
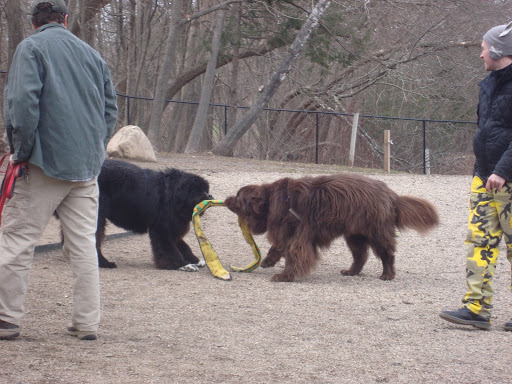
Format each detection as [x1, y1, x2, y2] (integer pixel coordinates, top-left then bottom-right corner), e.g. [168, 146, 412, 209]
[192, 200, 261, 281]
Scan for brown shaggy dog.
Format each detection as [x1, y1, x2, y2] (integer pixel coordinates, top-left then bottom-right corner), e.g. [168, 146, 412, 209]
[224, 173, 439, 282]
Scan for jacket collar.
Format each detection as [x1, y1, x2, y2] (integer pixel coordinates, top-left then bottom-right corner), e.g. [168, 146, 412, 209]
[479, 63, 512, 90]
[490, 62, 512, 79]
[36, 23, 66, 34]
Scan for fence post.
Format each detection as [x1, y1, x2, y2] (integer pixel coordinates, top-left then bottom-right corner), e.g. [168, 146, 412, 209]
[126, 96, 130, 126]
[422, 120, 427, 174]
[384, 130, 391, 173]
[349, 112, 359, 167]
[224, 105, 228, 135]
[425, 148, 431, 175]
[315, 112, 319, 164]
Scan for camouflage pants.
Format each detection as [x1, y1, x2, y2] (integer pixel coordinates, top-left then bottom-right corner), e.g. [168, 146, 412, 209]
[463, 176, 512, 319]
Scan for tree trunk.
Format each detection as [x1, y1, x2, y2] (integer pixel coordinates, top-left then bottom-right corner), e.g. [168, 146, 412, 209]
[227, 3, 242, 131]
[122, 0, 134, 125]
[146, 0, 183, 147]
[168, 0, 201, 151]
[4, 0, 25, 71]
[2, 0, 25, 151]
[132, 0, 156, 128]
[146, 0, 242, 149]
[185, 8, 227, 153]
[212, 0, 332, 157]
[71, 0, 110, 45]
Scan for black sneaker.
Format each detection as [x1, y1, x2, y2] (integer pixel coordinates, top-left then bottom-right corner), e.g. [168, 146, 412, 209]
[505, 319, 512, 332]
[439, 307, 491, 330]
[0, 319, 20, 340]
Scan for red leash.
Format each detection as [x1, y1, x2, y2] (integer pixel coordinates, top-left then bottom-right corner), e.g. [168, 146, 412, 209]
[0, 153, 29, 227]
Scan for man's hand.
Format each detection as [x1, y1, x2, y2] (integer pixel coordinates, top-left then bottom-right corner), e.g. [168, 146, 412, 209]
[486, 174, 506, 192]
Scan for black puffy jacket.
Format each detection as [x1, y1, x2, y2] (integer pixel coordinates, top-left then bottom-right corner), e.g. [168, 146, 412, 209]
[473, 63, 512, 182]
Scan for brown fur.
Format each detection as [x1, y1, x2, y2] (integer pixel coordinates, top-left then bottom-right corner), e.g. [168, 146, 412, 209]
[224, 173, 439, 282]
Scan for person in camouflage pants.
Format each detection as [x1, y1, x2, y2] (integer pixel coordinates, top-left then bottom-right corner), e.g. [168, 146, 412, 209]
[440, 22, 512, 331]
[463, 177, 512, 319]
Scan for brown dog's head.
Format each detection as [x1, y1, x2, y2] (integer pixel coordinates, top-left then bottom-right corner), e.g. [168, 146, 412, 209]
[224, 185, 269, 235]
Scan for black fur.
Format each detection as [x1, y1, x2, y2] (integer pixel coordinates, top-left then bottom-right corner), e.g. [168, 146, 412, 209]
[96, 159, 211, 269]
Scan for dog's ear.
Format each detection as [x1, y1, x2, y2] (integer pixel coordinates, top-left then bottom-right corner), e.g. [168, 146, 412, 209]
[225, 185, 269, 235]
[246, 187, 268, 216]
[166, 171, 211, 215]
[187, 176, 211, 203]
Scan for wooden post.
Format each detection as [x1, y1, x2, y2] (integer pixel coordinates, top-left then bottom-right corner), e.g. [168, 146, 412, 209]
[425, 148, 431, 175]
[349, 112, 359, 167]
[384, 130, 391, 173]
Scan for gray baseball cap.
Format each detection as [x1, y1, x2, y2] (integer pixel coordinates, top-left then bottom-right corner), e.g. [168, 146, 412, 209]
[483, 21, 512, 60]
[32, 0, 68, 15]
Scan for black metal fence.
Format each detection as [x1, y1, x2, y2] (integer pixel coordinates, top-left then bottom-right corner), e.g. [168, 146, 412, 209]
[117, 93, 477, 175]
[1, 68, 476, 174]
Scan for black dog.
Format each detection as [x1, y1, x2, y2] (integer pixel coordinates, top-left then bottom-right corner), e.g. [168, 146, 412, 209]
[95, 159, 211, 270]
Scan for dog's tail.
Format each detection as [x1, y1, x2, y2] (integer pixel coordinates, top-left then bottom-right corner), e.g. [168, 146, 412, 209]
[395, 196, 439, 234]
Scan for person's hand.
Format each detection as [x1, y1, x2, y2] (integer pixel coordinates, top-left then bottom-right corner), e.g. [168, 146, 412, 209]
[486, 174, 506, 192]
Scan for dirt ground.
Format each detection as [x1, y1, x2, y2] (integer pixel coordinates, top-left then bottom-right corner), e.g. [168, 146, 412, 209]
[2, 153, 512, 384]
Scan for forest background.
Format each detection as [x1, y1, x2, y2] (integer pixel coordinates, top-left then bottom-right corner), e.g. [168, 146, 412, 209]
[1, 0, 510, 174]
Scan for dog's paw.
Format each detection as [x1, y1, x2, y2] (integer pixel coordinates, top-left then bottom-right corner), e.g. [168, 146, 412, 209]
[270, 273, 294, 282]
[260, 259, 276, 268]
[379, 273, 395, 281]
[179, 263, 199, 272]
[340, 269, 358, 276]
[197, 260, 206, 268]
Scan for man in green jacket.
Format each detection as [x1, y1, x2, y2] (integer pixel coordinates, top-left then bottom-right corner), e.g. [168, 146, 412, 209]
[0, 0, 117, 341]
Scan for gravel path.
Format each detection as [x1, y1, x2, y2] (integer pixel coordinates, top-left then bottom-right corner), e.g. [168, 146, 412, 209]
[2, 153, 511, 384]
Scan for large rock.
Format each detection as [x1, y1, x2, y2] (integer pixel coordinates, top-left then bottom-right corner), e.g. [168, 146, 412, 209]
[106, 125, 157, 162]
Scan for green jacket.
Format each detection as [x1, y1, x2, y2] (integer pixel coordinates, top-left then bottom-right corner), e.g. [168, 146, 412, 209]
[4, 23, 117, 181]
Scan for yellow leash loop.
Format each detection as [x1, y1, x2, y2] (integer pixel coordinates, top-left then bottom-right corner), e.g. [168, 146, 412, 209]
[192, 200, 261, 281]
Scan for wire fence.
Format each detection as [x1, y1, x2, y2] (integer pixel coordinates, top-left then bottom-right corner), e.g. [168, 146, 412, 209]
[117, 94, 477, 175]
[0, 69, 476, 176]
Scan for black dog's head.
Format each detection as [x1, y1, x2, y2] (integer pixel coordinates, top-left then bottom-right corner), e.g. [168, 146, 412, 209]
[224, 184, 269, 235]
[184, 174, 212, 209]
[166, 170, 211, 218]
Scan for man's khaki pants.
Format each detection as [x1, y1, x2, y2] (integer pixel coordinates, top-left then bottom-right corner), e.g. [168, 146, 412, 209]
[0, 165, 100, 332]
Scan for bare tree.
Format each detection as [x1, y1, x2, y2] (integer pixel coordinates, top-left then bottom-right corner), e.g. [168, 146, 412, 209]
[146, 0, 184, 146]
[227, 2, 242, 131]
[169, 0, 202, 152]
[123, 0, 157, 126]
[244, 1, 487, 165]
[146, 0, 244, 148]
[185, 8, 227, 153]
[1, 0, 25, 153]
[212, 0, 332, 157]
[2, 0, 502, 172]
[4, 0, 25, 71]
[70, 0, 112, 45]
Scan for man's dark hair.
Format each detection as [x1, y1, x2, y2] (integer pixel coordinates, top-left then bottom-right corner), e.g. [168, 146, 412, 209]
[31, 3, 66, 28]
